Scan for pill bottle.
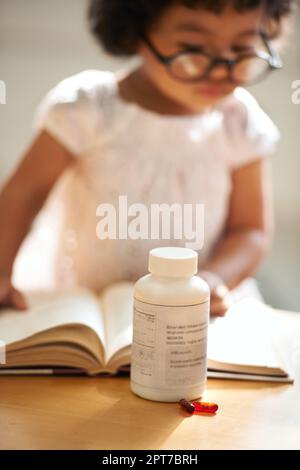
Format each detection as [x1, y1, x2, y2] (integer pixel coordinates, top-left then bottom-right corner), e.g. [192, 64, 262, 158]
[130, 246, 210, 402]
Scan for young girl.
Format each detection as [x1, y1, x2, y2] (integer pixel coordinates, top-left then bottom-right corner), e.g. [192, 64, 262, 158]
[0, 0, 295, 316]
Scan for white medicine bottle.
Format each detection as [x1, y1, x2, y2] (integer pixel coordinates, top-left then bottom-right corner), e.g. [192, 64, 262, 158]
[130, 246, 210, 402]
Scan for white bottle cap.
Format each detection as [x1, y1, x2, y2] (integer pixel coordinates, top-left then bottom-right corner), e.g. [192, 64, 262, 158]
[148, 247, 198, 277]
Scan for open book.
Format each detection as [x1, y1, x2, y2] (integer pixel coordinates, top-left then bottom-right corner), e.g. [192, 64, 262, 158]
[0, 281, 295, 382]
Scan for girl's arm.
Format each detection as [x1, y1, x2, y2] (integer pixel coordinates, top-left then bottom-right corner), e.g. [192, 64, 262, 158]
[198, 157, 273, 316]
[0, 130, 75, 309]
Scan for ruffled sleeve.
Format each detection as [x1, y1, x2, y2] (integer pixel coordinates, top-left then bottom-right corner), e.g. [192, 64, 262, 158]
[221, 87, 280, 170]
[33, 70, 110, 157]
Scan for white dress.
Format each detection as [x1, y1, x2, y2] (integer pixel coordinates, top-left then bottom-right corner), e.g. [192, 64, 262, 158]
[13, 69, 280, 298]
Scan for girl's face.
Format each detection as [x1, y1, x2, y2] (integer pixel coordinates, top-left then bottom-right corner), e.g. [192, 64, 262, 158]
[137, 4, 267, 111]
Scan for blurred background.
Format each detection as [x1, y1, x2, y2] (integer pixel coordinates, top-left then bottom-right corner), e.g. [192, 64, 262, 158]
[0, 0, 299, 310]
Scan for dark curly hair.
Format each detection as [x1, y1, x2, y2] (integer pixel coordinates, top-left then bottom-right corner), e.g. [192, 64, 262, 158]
[88, 0, 296, 57]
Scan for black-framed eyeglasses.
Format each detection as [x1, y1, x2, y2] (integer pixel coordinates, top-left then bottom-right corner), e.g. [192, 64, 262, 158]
[142, 31, 282, 85]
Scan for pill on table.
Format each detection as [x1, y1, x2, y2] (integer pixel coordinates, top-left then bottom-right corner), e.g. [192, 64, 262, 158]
[179, 398, 195, 413]
[179, 399, 219, 414]
[192, 401, 219, 413]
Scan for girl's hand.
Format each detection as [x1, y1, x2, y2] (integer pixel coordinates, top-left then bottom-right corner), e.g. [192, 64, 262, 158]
[197, 270, 232, 317]
[0, 274, 28, 311]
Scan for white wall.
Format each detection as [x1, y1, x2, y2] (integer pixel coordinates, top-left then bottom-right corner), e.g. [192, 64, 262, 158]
[0, 0, 299, 309]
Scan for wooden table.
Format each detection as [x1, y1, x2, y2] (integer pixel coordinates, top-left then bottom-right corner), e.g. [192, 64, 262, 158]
[0, 371, 299, 450]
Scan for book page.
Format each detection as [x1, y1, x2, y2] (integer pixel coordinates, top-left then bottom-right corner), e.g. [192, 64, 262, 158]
[207, 298, 282, 371]
[270, 309, 300, 377]
[99, 281, 134, 364]
[0, 288, 106, 353]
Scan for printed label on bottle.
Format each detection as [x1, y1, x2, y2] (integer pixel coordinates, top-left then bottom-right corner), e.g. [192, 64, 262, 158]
[131, 297, 209, 389]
